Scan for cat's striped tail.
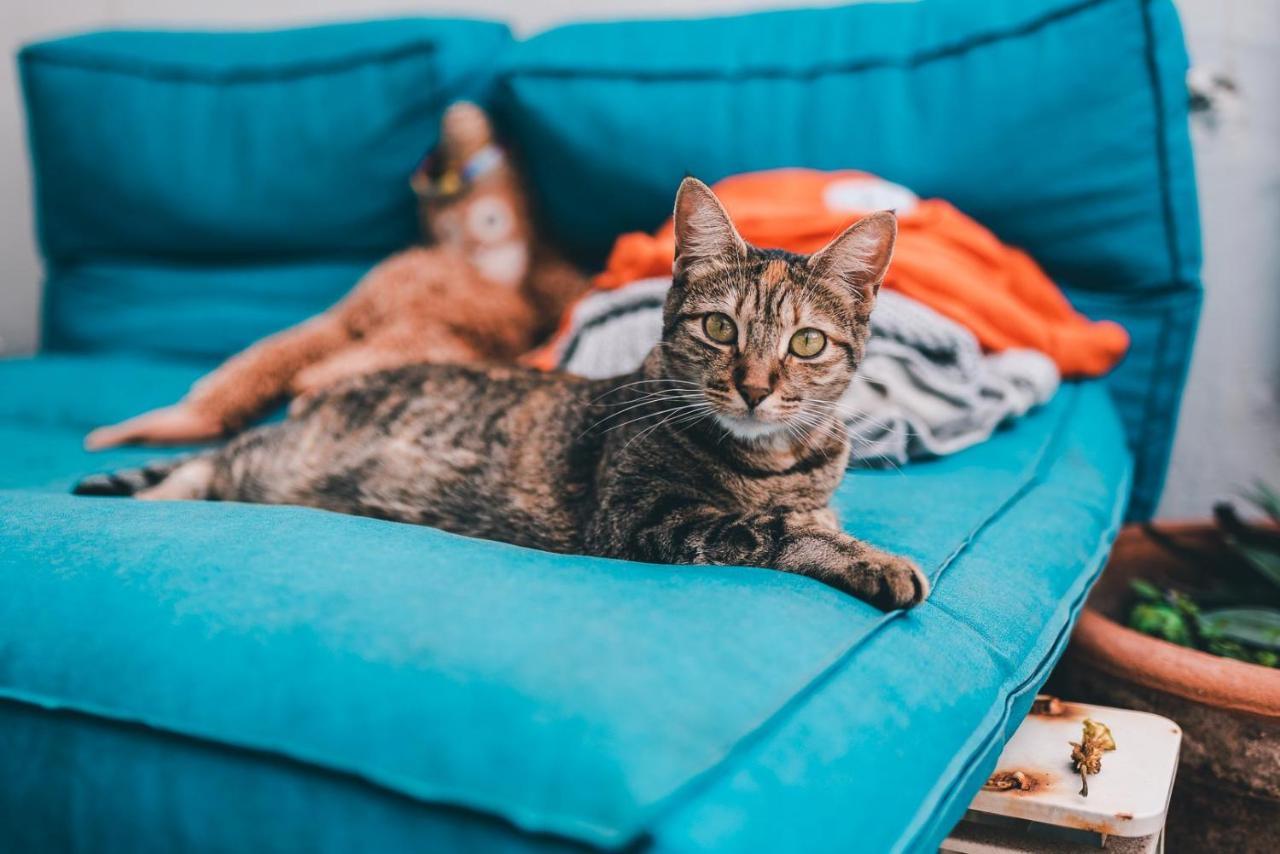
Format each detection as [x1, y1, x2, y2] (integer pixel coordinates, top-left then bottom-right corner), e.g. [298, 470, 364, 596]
[72, 456, 191, 497]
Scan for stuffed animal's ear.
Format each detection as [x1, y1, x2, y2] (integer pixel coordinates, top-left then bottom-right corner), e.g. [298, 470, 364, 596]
[673, 177, 746, 276]
[440, 101, 495, 158]
[807, 210, 897, 301]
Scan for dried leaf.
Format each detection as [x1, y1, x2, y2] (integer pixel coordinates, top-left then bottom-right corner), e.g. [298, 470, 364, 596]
[984, 770, 1034, 791]
[1070, 718, 1116, 797]
[1082, 719, 1117, 751]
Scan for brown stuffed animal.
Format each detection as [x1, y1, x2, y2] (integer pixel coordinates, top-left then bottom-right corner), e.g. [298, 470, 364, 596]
[86, 102, 588, 449]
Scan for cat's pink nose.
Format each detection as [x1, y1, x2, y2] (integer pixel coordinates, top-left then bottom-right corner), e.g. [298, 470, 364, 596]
[736, 383, 772, 410]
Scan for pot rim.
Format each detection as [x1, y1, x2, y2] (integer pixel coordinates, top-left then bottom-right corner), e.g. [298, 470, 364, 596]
[1072, 608, 1280, 719]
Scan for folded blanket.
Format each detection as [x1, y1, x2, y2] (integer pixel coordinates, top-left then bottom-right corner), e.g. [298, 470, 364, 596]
[538, 278, 1059, 467]
[586, 169, 1128, 378]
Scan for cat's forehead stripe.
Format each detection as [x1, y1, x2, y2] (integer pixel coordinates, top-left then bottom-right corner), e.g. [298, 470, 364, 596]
[761, 259, 788, 286]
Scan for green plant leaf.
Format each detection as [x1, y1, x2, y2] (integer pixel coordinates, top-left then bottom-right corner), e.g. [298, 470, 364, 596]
[1235, 542, 1280, 591]
[1243, 480, 1280, 525]
[1129, 602, 1195, 647]
[1130, 579, 1163, 601]
[1171, 589, 1200, 617]
[1200, 607, 1280, 652]
[1206, 637, 1254, 662]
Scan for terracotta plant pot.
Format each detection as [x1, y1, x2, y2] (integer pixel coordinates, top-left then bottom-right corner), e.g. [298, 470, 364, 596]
[1050, 523, 1280, 853]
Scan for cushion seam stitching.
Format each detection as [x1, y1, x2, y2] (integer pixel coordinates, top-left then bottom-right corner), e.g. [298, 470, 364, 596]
[19, 40, 439, 85]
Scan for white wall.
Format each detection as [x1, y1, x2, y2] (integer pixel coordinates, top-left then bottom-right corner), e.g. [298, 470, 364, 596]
[1156, 0, 1280, 516]
[0, 1, 1276, 515]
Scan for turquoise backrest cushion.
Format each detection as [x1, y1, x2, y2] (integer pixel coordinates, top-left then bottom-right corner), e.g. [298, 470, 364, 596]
[19, 18, 512, 360]
[495, 0, 1201, 519]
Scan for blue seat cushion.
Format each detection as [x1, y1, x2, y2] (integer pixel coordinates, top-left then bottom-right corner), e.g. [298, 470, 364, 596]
[0, 354, 1130, 851]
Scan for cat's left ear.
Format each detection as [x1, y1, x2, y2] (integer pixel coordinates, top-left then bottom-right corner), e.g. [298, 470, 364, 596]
[673, 177, 747, 277]
[808, 211, 897, 302]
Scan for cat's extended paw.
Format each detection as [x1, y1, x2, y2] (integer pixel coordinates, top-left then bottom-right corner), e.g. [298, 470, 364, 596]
[852, 548, 930, 611]
[781, 535, 930, 610]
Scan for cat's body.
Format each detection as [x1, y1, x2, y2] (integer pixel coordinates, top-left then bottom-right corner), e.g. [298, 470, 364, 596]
[75, 179, 929, 610]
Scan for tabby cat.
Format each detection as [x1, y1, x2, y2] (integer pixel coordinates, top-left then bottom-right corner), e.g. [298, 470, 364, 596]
[76, 178, 929, 610]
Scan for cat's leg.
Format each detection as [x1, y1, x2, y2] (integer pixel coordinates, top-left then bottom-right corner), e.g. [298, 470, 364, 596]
[613, 502, 929, 610]
[134, 422, 299, 504]
[134, 457, 217, 501]
[769, 510, 930, 609]
[86, 313, 353, 449]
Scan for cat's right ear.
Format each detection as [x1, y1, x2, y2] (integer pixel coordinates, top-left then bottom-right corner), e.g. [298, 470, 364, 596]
[673, 177, 745, 278]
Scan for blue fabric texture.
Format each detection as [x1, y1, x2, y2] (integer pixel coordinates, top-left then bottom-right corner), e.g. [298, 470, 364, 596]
[5, 3, 1193, 851]
[496, 0, 1200, 519]
[19, 18, 512, 360]
[0, 354, 1130, 852]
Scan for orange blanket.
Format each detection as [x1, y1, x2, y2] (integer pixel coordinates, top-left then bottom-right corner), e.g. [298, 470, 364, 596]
[588, 169, 1127, 377]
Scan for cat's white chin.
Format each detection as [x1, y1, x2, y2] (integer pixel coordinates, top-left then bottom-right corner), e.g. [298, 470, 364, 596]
[715, 413, 788, 442]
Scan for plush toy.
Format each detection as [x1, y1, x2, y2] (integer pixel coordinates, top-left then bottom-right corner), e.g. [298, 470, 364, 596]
[86, 102, 589, 449]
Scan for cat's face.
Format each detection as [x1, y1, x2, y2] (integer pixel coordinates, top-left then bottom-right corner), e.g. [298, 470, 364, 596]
[660, 178, 896, 443]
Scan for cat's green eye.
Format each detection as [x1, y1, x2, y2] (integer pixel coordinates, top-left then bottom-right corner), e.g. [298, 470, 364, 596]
[789, 328, 827, 358]
[703, 312, 737, 344]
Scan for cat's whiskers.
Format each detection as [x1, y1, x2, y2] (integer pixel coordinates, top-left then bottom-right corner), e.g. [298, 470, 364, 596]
[579, 389, 704, 437]
[786, 403, 905, 473]
[787, 409, 847, 450]
[800, 403, 907, 475]
[802, 395, 901, 436]
[602, 398, 712, 440]
[621, 400, 716, 452]
[589, 377, 699, 404]
[648, 403, 717, 444]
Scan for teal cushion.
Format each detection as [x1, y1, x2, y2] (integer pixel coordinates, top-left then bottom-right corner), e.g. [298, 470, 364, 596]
[0, 354, 210, 491]
[42, 260, 376, 361]
[0, 354, 1131, 851]
[496, 0, 1199, 519]
[19, 18, 513, 358]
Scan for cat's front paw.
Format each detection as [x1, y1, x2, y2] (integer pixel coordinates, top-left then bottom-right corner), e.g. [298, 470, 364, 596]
[850, 547, 930, 611]
[781, 535, 930, 610]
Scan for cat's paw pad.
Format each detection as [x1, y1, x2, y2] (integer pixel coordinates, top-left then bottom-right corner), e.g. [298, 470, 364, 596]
[855, 550, 930, 611]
